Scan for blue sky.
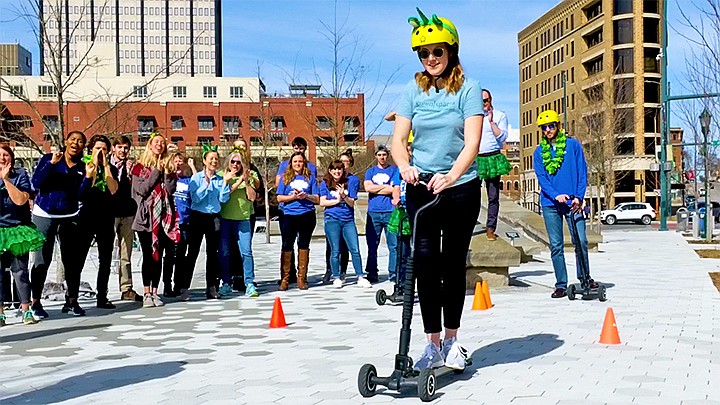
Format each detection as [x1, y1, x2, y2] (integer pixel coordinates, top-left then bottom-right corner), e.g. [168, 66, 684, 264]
[0, 0, 708, 137]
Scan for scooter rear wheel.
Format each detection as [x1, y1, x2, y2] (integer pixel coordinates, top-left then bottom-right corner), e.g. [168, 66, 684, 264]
[418, 368, 436, 402]
[598, 285, 607, 302]
[357, 364, 377, 397]
[567, 284, 576, 301]
[375, 289, 387, 306]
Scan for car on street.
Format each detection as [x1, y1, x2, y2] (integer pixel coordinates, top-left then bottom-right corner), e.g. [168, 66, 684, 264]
[599, 202, 656, 225]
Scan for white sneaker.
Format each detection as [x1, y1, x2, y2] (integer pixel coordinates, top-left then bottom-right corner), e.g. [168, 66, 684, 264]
[356, 277, 372, 288]
[413, 342, 445, 371]
[442, 337, 469, 370]
[333, 278, 343, 289]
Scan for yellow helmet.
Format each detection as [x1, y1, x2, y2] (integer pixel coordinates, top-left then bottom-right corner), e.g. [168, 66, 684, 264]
[537, 110, 560, 127]
[408, 130, 414, 143]
[408, 8, 459, 50]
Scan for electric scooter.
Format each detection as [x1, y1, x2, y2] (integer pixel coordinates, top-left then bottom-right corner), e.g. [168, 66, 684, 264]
[375, 210, 409, 306]
[565, 196, 607, 302]
[358, 174, 471, 402]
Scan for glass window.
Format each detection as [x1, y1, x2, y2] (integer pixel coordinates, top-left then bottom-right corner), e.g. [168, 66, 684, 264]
[614, 0, 633, 14]
[250, 117, 262, 130]
[644, 0, 659, 13]
[203, 86, 216, 98]
[614, 19, 633, 44]
[644, 81, 660, 103]
[644, 18, 660, 43]
[614, 48, 634, 73]
[644, 47, 660, 72]
[198, 117, 214, 130]
[173, 86, 187, 98]
[133, 85, 148, 98]
[171, 116, 183, 130]
[644, 107, 660, 133]
[614, 108, 635, 134]
[614, 78, 634, 104]
[222, 116, 240, 134]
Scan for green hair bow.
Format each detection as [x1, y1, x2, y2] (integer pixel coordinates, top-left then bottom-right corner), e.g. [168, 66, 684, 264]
[202, 143, 219, 158]
[230, 145, 245, 154]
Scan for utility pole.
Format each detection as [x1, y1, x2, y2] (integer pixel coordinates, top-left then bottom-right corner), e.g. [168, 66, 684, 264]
[659, 0, 669, 231]
[701, 108, 712, 241]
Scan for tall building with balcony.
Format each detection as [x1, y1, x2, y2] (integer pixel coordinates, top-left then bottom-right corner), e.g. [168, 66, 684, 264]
[518, 0, 669, 210]
[0, 44, 33, 76]
[40, 0, 222, 77]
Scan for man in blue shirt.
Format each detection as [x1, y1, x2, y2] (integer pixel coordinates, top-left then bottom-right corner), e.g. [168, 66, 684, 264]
[275, 136, 317, 285]
[363, 145, 398, 283]
[533, 109, 598, 298]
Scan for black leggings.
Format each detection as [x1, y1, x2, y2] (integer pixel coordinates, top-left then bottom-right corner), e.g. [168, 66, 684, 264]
[77, 214, 115, 298]
[137, 230, 174, 289]
[406, 178, 480, 334]
[280, 211, 316, 251]
[31, 215, 83, 300]
[184, 211, 220, 290]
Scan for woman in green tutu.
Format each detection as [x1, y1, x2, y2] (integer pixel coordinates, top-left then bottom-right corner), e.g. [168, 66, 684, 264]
[0, 143, 45, 326]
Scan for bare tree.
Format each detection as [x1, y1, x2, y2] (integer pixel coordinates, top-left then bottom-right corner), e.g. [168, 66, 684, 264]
[0, 0, 197, 150]
[278, 0, 401, 173]
[571, 71, 638, 233]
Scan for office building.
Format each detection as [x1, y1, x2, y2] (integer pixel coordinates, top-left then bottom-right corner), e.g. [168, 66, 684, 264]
[0, 44, 32, 76]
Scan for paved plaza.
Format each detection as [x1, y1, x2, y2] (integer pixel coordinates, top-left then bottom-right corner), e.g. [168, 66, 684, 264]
[1, 230, 719, 404]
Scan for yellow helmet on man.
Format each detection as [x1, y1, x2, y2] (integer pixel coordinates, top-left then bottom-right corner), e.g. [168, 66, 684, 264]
[537, 110, 560, 127]
[408, 8, 459, 50]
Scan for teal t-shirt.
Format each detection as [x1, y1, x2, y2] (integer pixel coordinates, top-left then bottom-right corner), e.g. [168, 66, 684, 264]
[396, 78, 484, 186]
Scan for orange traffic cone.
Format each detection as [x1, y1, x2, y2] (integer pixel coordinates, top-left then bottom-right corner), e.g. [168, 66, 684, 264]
[269, 297, 288, 328]
[471, 282, 488, 310]
[598, 307, 621, 344]
[481, 280, 493, 308]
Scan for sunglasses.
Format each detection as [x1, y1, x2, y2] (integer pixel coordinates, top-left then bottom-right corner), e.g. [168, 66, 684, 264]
[483, 98, 491, 103]
[541, 124, 556, 131]
[230, 159, 242, 164]
[418, 48, 445, 59]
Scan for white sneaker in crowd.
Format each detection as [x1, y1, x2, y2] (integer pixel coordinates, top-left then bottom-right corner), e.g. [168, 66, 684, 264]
[356, 277, 372, 288]
[333, 278, 343, 289]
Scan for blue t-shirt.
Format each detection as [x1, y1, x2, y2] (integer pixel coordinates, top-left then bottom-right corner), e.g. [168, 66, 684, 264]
[365, 165, 397, 213]
[277, 160, 317, 178]
[390, 170, 407, 205]
[174, 176, 192, 225]
[277, 174, 318, 216]
[396, 78, 484, 186]
[320, 177, 359, 222]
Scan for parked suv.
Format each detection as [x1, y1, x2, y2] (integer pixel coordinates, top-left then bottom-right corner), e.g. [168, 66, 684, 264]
[599, 202, 656, 225]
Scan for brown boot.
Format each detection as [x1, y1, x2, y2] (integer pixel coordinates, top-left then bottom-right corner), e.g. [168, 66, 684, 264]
[280, 251, 292, 291]
[486, 228, 497, 241]
[297, 249, 310, 290]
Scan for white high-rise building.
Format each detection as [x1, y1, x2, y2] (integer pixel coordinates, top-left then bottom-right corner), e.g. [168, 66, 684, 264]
[40, 0, 222, 77]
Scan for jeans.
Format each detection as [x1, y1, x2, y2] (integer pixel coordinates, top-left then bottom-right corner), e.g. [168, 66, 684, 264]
[280, 211, 316, 252]
[542, 204, 591, 289]
[324, 217, 363, 278]
[219, 218, 255, 285]
[365, 211, 397, 279]
[484, 176, 500, 231]
[406, 178, 481, 334]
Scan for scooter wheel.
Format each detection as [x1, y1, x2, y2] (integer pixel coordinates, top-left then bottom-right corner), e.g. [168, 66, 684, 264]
[418, 368, 436, 402]
[598, 285, 607, 302]
[567, 284, 576, 301]
[375, 289, 387, 306]
[357, 363, 377, 397]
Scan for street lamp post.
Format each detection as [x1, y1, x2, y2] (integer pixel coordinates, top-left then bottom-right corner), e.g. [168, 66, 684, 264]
[701, 108, 712, 241]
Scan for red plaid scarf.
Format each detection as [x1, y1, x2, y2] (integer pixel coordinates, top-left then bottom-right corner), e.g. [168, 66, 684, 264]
[136, 164, 180, 260]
